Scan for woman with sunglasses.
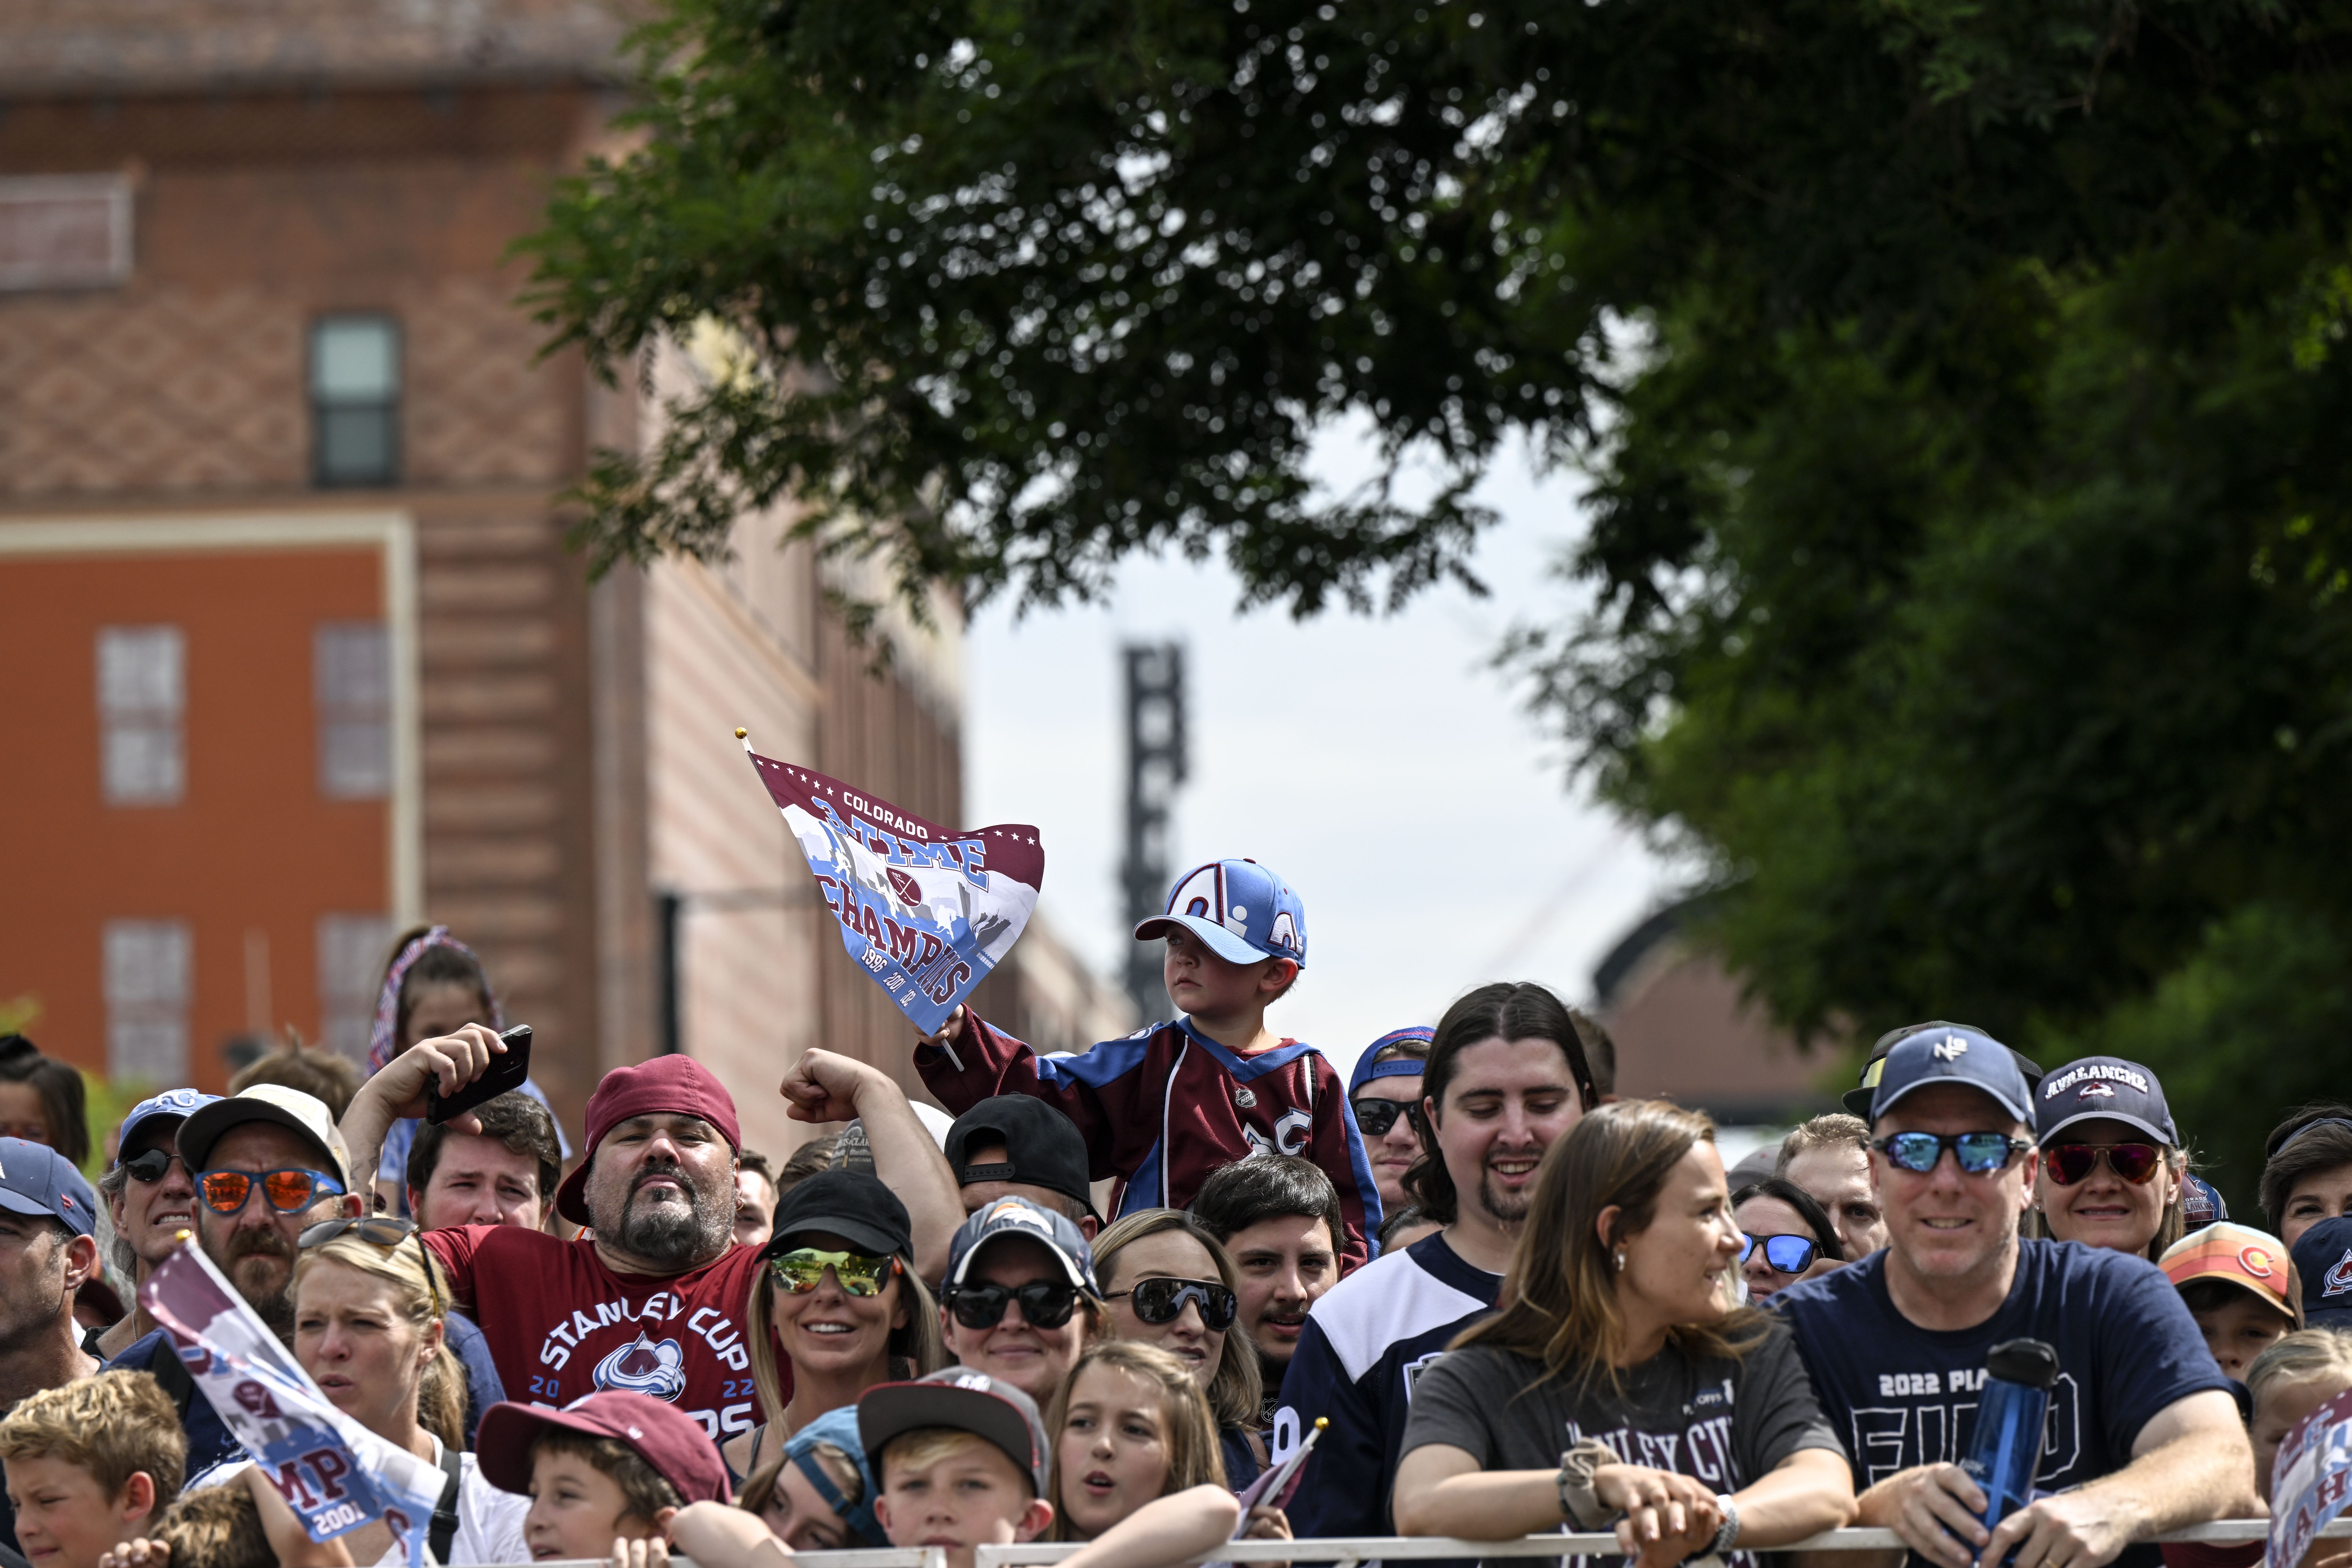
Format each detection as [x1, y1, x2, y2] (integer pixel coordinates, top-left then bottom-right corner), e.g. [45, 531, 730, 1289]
[2032, 1055, 2189, 1261]
[939, 1195, 1109, 1410]
[285, 1218, 530, 1564]
[724, 1169, 947, 1480]
[1730, 1179, 1843, 1304]
[1393, 1101, 1855, 1566]
[1092, 1210, 1267, 1487]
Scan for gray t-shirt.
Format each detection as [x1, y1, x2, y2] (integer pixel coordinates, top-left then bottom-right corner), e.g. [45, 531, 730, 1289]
[1401, 1322, 1844, 1567]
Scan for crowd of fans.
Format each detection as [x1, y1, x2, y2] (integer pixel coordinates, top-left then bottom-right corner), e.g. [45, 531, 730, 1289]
[0, 858, 2342, 1568]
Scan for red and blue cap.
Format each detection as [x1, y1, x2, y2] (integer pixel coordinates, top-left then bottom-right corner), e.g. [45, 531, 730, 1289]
[1134, 858, 1307, 969]
[1349, 1027, 1433, 1097]
[0, 1137, 95, 1238]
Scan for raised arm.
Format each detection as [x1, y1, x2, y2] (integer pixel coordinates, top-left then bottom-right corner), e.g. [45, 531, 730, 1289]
[779, 1047, 965, 1284]
[1054, 1484, 1242, 1568]
[338, 1025, 506, 1209]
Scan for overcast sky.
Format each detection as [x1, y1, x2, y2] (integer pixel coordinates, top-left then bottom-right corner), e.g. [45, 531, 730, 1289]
[963, 422, 1694, 1081]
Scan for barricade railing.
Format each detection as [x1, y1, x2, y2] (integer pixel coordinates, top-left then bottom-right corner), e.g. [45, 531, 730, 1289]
[510, 1522, 2352, 1568]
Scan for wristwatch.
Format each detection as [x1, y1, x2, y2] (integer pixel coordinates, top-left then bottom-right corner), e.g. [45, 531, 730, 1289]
[1710, 1492, 1741, 1556]
[1555, 1440, 1615, 1530]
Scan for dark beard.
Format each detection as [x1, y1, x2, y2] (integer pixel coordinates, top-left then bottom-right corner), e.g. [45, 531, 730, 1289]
[613, 1174, 732, 1270]
[1479, 1171, 1533, 1226]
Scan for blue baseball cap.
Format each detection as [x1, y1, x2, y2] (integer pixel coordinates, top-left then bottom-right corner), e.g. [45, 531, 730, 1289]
[0, 1137, 96, 1238]
[1869, 1027, 2035, 1128]
[2035, 1056, 2178, 1146]
[1349, 1027, 1433, 1097]
[1134, 859, 1307, 969]
[2182, 1173, 2229, 1229]
[2292, 1216, 2352, 1329]
[781, 1406, 883, 1545]
[115, 1088, 222, 1165]
[943, 1195, 1100, 1296]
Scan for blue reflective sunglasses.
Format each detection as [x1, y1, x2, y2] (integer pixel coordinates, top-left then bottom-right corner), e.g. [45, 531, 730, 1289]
[1741, 1233, 1821, 1274]
[1872, 1131, 2032, 1176]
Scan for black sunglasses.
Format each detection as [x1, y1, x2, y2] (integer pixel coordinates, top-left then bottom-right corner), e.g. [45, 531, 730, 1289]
[1351, 1098, 1421, 1138]
[120, 1148, 184, 1185]
[945, 1279, 1080, 1331]
[1107, 1277, 1238, 1331]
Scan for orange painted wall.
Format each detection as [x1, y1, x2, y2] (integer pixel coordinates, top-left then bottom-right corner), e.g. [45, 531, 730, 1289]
[0, 545, 387, 1088]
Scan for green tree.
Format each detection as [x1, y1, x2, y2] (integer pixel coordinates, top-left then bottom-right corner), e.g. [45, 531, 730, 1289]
[523, 0, 2352, 1207]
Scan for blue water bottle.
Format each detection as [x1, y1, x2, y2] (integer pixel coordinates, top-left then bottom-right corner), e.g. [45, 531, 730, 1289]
[1961, 1338, 2060, 1531]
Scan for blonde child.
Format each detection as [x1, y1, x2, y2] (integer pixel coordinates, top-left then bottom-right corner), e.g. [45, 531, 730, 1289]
[2248, 1329, 2352, 1568]
[861, 1370, 1056, 1568]
[0, 1371, 184, 1568]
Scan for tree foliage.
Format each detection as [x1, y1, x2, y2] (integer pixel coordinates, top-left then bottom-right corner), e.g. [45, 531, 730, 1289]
[523, 0, 2352, 1206]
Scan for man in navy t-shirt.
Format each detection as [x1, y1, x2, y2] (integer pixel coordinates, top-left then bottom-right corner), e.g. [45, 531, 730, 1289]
[1774, 1028, 2253, 1568]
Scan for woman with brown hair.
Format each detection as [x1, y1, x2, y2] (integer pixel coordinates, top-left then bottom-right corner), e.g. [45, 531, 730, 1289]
[1092, 1209, 1265, 1487]
[1391, 1100, 1856, 1568]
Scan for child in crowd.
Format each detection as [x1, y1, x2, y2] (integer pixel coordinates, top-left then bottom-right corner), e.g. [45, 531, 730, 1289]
[666, 1408, 883, 1568]
[862, 1369, 1057, 1568]
[0, 1371, 184, 1568]
[98, 1464, 351, 1568]
[913, 858, 1381, 1269]
[476, 1391, 730, 1564]
[2247, 1330, 2352, 1568]
[2160, 1222, 2301, 1379]
[1047, 1340, 1291, 1556]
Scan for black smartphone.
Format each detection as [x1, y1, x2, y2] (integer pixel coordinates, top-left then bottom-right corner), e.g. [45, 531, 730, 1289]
[425, 1024, 532, 1124]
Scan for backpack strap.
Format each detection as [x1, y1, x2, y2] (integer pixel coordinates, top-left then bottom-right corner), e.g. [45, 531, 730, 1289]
[428, 1444, 464, 1564]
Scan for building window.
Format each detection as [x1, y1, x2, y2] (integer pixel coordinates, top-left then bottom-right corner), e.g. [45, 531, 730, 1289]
[315, 622, 392, 798]
[105, 919, 191, 1082]
[316, 912, 393, 1065]
[0, 174, 133, 292]
[96, 625, 185, 805]
[310, 316, 400, 487]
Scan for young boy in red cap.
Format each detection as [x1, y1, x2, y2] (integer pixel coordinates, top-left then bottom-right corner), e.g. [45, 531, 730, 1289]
[915, 858, 1381, 1270]
[477, 1390, 730, 1563]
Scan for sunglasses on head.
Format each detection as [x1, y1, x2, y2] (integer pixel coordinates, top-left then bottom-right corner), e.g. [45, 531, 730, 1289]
[2043, 1142, 2164, 1187]
[1107, 1277, 1238, 1330]
[944, 1279, 1081, 1331]
[198, 1168, 344, 1215]
[120, 1148, 185, 1185]
[296, 1216, 444, 1315]
[1872, 1131, 2033, 1176]
[768, 1248, 902, 1297]
[1350, 1099, 1421, 1138]
[1741, 1233, 1822, 1274]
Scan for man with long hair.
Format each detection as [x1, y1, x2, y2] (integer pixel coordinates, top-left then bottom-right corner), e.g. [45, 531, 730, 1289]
[1273, 981, 1598, 1543]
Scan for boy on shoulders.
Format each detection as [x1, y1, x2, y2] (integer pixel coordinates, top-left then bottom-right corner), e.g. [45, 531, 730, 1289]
[916, 859, 1380, 1270]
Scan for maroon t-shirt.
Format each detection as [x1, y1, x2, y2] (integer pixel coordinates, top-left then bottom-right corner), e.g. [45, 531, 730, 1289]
[423, 1225, 782, 1441]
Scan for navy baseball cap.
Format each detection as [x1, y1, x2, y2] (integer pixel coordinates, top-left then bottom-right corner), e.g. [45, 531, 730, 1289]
[944, 1195, 1099, 1295]
[859, 1369, 1051, 1497]
[1868, 1027, 2035, 1128]
[115, 1089, 222, 1165]
[2292, 1216, 2352, 1329]
[1845, 1020, 2045, 1117]
[0, 1137, 96, 1238]
[1134, 859, 1307, 969]
[1349, 1027, 1433, 1097]
[2035, 1056, 2178, 1146]
[2182, 1173, 2229, 1229]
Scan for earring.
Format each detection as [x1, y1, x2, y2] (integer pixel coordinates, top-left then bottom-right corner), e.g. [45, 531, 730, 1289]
[1614, 1249, 1626, 1272]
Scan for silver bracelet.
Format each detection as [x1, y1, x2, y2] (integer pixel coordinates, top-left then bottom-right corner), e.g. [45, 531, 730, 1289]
[1710, 1492, 1741, 1556]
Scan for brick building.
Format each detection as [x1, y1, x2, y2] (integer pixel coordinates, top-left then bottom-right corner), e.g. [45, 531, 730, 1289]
[0, 0, 1128, 1158]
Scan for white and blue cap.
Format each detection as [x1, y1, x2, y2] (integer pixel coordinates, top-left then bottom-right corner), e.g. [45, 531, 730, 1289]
[1349, 1026, 1433, 1097]
[1133, 858, 1307, 969]
[115, 1088, 223, 1164]
[1869, 1026, 2035, 1128]
[943, 1195, 1100, 1296]
[0, 1137, 96, 1238]
[2035, 1055, 2178, 1146]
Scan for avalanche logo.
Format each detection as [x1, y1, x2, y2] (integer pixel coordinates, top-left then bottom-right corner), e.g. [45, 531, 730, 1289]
[2325, 1249, 2352, 1299]
[1268, 910, 1301, 958]
[2076, 1082, 2117, 1100]
[594, 1332, 687, 1402]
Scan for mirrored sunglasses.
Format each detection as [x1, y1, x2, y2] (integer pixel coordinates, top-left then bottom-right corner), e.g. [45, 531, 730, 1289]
[1350, 1098, 1421, 1138]
[1108, 1276, 1238, 1330]
[1872, 1131, 2031, 1176]
[2043, 1142, 2163, 1187]
[768, 1248, 902, 1297]
[198, 1168, 343, 1215]
[1740, 1233, 1820, 1274]
[945, 1278, 1080, 1331]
